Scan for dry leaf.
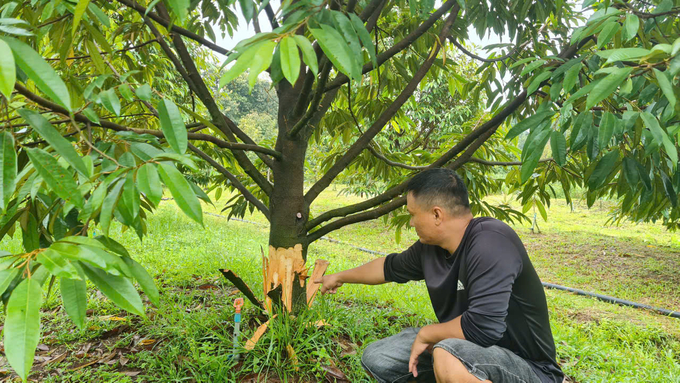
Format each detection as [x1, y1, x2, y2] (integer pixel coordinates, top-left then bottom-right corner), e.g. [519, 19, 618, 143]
[321, 365, 349, 382]
[121, 371, 142, 377]
[139, 339, 156, 346]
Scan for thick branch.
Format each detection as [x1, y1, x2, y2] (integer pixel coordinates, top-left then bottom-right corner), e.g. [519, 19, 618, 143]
[188, 143, 271, 220]
[115, 0, 230, 56]
[307, 196, 406, 243]
[325, 0, 460, 92]
[14, 84, 281, 159]
[305, 7, 460, 204]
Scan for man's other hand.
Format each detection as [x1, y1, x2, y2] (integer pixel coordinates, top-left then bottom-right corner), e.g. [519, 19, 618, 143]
[315, 274, 343, 294]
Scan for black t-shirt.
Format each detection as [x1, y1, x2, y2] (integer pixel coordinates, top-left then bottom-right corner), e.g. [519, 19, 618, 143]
[383, 217, 563, 383]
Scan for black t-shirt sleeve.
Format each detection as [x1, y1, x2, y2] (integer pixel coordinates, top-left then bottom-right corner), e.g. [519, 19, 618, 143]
[460, 231, 523, 347]
[383, 241, 425, 283]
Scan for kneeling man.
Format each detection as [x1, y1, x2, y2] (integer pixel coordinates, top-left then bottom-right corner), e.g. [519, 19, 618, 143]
[316, 168, 564, 383]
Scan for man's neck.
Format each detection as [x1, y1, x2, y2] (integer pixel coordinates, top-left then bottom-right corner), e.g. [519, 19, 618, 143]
[440, 214, 474, 255]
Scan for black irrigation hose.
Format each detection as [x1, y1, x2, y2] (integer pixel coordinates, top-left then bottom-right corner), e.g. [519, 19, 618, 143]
[542, 283, 680, 319]
[177, 201, 680, 319]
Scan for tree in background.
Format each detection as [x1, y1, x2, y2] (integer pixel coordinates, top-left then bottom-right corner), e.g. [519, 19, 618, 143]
[0, 0, 679, 379]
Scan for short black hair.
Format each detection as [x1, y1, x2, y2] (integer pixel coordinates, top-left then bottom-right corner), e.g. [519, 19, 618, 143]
[406, 168, 470, 215]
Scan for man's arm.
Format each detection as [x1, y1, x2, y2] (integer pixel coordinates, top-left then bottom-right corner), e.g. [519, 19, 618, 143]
[315, 257, 387, 294]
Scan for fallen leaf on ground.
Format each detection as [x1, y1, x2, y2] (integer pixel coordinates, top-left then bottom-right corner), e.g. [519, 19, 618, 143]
[121, 371, 142, 377]
[139, 339, 156, 346]
[322, 365, 349, 382]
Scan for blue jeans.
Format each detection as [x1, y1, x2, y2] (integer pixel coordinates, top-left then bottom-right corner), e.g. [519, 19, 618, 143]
[360, 327, 542, 383]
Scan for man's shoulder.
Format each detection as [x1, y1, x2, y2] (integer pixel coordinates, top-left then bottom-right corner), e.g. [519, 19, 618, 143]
[470, 217, 518, 239]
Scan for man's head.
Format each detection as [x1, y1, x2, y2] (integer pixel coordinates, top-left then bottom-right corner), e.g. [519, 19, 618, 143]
[405, 168, 471, 245]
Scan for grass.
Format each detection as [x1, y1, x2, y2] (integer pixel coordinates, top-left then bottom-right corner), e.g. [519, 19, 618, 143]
[1, 187, 679, 382]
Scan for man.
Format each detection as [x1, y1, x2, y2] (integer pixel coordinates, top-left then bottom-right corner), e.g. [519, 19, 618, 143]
[315, 168, 564, 383]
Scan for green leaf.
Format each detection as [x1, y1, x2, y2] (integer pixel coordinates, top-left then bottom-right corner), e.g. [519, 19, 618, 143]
[0, 39, 15, 100]
[4, 277, 42, 382]
[37, 249, 80, 279]
[248, 40, 276, 89]
[527, 71, 552, 95]
[0, 267, 18, 295]
[122, 256, 159, 306]
[118, 172, 139, 225]
[641, 111, 678, 168]
[588, 148, 620, 189]
[137, 163, 162, 206]
[99, 178, 124, 236]
[662, 172, 677, 207]
[25, 148, 84, 208]
[622, 157, 639, 187]
[331, 11, 362, 61]
[623, 14, 639, 42]
[597, 21, 620, 48]
[158, 99, 187, 155]
[349, 13, 377, 68]
[100, 88, 121, 116]
[18, 109, 89, 176]
[520, 59, 547, 76]
[563, 63, 581, 93]
[72, 0, 91, 36]
[220, 44, 259, 88]
[1, 36, 71, 111]
[0, 131, 16, 211]
[653, 69, 677, 108]
[585, 67, 633, 110]
[135, 84, 152, 101]
[280, 36, 300, 86]
[88, 3, 110, 27]
[598, 48, 650, 64]
[550, 130, 567, 166]
[510, 57, 538, 69]
[311, 25, 360, 80]
[598, 112, 616, 150]
[81, 263, 145, 317]
[158, 162, 203, 226]
[119, 83, 134, 102]
[505, 110, 555, 140]
[82, 107, 99, 124]
[238, 0, 255, 23]
[60, 277, 87, 329]
[292, 35, 318, 76]
[79, 179, 107, 222]
[85, 40, 107, 74]
[166, 0, 189, 21]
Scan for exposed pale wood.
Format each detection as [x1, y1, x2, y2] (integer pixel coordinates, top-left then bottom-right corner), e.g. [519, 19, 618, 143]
[284, 258, 293, 311]
[306, 260, 330, 307]
[245, 317, 274, 351]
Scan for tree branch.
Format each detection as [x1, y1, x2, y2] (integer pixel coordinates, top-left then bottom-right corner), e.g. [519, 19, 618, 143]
[188, 143, 271, 220]
[115, 0, 230, 56]
[306, 35, 589, 231]
[305, 6, 460, 204]
[307, 196, 406, 243]
[152, 4, 274, 194]
[14, 84, 282, 159]
[324, 0, 460, 92]
[45, 39, 158, 61]
[448, 37, 520, 63]
[288, 62, 332, 138]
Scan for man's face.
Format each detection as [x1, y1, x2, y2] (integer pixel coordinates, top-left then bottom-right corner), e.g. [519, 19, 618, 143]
[406, 192, 440, 245]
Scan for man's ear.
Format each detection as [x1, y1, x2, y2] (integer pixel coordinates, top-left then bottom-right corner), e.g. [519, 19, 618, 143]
[432, 206, 444, 225]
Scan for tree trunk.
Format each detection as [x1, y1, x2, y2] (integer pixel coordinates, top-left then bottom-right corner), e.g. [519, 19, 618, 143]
[265, 89, 312, 313]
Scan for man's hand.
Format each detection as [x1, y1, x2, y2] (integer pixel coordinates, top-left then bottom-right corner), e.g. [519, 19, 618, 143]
[314, 274, 343, 294]
[408, 331, 432, 378]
